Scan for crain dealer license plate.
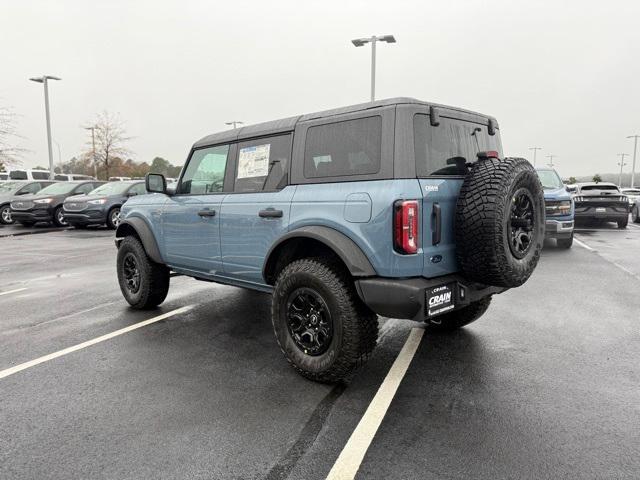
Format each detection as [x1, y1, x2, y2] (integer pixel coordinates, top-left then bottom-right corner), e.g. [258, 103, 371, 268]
[426, 284, 455, 317]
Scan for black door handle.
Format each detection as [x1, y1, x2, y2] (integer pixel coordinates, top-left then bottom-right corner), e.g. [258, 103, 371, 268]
[197, 209, 216, 217]
[432, 203, 441, 245]
[258, 208, 283, 218]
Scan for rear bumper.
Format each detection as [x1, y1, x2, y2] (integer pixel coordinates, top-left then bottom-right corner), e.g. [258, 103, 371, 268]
[355, 275, 506, 322]
[545, 219, 574, 239]
[574, 209, 628, 221]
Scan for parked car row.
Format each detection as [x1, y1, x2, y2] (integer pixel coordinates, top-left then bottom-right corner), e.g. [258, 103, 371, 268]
[0, 180, 145, 229]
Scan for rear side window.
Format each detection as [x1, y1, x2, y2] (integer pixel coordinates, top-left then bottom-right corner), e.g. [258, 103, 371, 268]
[414, 114, 503, 176]
[179, 144, 229, 194]
[234, 134, 291, 192]
[304, 116, 381, 178]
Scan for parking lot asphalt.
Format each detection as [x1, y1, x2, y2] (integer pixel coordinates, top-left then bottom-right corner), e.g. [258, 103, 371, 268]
[1, 220, 639, 479]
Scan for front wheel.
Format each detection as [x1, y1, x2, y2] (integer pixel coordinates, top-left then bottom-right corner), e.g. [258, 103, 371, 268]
[272, 258, 378, 383]
[0, 205, 13, 225]
[117, 236, 170, 309]
[106, 207, 121, 229]
[53, 206, 68, 227]
[425, 297, 492, 332]
[557, 234, 573, 249]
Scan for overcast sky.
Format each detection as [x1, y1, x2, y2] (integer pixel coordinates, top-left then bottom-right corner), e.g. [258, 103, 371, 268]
[2, 0, 639, 177]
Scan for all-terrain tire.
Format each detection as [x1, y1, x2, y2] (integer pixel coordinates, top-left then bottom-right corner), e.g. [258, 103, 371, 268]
[557, 234, 573, 249]
[425, 297, 492, 332]
[117, 236, 170, 309]
[272, 257, 378, 383]
[455, 157, 545, 288]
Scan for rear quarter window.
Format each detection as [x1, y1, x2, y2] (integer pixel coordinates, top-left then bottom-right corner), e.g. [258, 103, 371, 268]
[303, 116, 381, 179]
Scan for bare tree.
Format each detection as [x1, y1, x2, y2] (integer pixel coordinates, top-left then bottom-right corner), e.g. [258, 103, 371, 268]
[0, 105, 26, 170]
[84, 111, 132, 179]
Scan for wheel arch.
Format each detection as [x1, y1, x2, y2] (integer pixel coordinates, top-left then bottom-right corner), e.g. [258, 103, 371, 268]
[115, 217, 163, 264]
[262, 226, 376, 285]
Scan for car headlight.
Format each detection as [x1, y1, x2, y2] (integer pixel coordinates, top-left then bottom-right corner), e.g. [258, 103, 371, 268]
[546, 200, 571, 216]
[87, 198, 107, 205]
[33, 198, 53, 204]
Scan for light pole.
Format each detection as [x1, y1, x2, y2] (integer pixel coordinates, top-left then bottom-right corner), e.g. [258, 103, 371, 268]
[529, 147, 542, 166]
[84, 126, 98, 179]
[53, 140, 62, 172]
[351, 35, 396, 102]
[225, 121, 243, 129]
[617, 153, 628, 187]
[546, 154, 556, 168]
[29, 75, 61, 180]
[627, 135, 639, 188]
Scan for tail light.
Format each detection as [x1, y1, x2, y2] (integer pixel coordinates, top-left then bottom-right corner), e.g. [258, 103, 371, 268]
[393, 200, 419, 254]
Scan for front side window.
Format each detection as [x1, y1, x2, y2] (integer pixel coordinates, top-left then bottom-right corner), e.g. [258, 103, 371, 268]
[128, 183, 147, 195]
[179, 144, 229, 194]
[234, 134, 291, 192]
[19, 183, 41, 194]
[304, 116, 381, 178]
[414, 114, 503, 176]
[74, 183, 95, 195]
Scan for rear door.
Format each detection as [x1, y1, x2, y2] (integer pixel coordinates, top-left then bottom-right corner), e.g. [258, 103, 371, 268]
[219, 133, 294, 285]
[412, 111, 502, 278]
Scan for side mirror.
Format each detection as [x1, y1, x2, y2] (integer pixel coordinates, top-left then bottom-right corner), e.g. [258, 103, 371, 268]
[146, 173, 166, 194]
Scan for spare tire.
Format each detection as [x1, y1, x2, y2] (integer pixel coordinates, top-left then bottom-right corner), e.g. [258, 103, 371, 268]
[455, 156, 544, 288]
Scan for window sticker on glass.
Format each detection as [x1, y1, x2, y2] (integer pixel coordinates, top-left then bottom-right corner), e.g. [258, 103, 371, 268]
[238, 144, 271, 179]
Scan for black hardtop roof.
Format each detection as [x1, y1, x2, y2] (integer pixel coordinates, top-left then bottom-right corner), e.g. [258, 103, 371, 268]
[194, 97, 497, 149]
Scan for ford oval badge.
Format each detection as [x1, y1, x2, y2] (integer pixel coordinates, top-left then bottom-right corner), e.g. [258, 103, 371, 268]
[430, 255, 443, 264]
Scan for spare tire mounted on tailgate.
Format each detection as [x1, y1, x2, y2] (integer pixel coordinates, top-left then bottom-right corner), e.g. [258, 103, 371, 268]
[455, 155, 545, 288]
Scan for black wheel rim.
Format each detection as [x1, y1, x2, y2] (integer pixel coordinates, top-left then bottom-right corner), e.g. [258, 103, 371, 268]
[509, 188, 535, 259]
[123, 253, 141, 293]
[285, 287, 333, 356]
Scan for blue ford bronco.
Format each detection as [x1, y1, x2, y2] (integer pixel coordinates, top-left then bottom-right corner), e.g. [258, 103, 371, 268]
[115, 98, 544, 382]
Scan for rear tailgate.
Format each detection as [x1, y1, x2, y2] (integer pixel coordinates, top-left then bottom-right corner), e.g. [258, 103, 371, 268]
[419, 178, 463, 278]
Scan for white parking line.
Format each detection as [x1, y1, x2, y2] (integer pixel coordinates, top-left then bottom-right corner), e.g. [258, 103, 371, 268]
[326, 327, 424, 480]
[573, 237, 594, 251]
[0, 305, 194, 380]
[0, 287, 27, 297]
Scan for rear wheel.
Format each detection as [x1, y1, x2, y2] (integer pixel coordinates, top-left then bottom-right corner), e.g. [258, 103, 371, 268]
[618, 217, 628, 229]
[117, 236, 170, 309]
[106, 207, 121, 229]
[425, 297, 492, 332]
[632, 206, 640, 223]
[557, 233, 573, 249]
[53, 206, 67, 227]
[455, 157, 545, 288]
[0, 205, 13, 225]
[272, 257, 378, 383]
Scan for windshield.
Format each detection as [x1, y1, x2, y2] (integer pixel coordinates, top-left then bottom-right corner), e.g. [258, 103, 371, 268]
[536, 170, 564, 189]
[38, 183, 78, 195]
[89, 182, 133, 195]
[581, 184, 619, 192]
[0, 182, 23, 193]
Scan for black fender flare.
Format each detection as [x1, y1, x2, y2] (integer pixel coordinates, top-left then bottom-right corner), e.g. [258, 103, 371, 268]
[263, 226, 377, 282]
[115, 217, 163, 264]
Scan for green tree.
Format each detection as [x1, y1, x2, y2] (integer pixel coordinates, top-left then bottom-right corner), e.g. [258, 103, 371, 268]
[568, 176, 577, 184]
[150, 157, 171, 175]
[593, 174, 602, 183]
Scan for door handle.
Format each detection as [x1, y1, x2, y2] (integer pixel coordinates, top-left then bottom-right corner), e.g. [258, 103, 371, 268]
[258, 208, 283, 218]
[432, 203, 441, 245]
[197, 209, 216, 217]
